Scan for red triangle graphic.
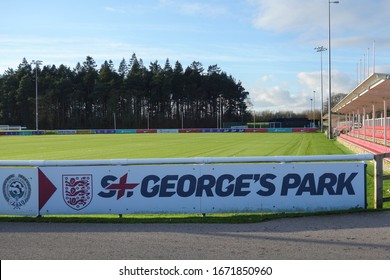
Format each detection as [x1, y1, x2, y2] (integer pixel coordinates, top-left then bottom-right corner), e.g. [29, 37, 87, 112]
[38, 168, 57, 210]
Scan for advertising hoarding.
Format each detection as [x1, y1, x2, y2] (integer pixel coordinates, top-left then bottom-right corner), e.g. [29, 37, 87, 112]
[37, 162, 366, 215]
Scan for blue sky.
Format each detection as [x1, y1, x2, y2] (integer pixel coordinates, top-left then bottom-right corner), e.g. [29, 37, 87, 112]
[1, 0, 390, 113]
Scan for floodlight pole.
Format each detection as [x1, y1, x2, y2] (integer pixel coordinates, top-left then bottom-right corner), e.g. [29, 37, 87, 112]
[315, 46, 327, 132]
[310, 98, 313, 127]
[148, 111, 150, 130]
[219, 94, 222, 129]
[147, 103, 150, 130]
[181, 102, 184, 129]
[253, 110, 256, 128]
[328, 1, 339, 139]
[31, 60, 42, 131]
[313, 91, 316, 128]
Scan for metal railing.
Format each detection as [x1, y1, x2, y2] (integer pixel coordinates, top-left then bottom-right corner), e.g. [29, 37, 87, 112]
[374, 153, 390, 208]
[0, 154, 375, 167]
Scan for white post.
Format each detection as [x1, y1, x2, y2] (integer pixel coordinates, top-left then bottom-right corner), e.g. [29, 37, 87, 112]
[328, 1, 339, 139]
[315, 46, 327, 133]
[384, 99, 387, 147]
[313, 91, 316, 128]
[35, 66, 38, 130]
[367, 48, 370, 77]
[373, 40, 376, 74]
[363, 106, 366, 140]
[31, 60, 42, 131]
[363, 53, 366, 80]
[374, 154, 384, 209]
[373, 103, 376, 143]
[357, 109, 360, 138]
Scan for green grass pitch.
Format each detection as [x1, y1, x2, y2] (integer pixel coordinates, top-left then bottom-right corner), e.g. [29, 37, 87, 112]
[0, 132, 352, 160]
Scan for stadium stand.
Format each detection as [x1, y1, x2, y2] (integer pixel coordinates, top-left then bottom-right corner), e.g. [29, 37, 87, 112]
[333, 73, 390, 154]
[338, 134, 390, 154]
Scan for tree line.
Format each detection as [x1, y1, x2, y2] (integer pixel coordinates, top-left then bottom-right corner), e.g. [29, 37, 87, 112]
[0, 55, 251, 130]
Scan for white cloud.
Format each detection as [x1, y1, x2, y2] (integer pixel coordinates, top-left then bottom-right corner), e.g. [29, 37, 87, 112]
[298, 70, 355, 95]
[259, 75, 273, 83]
[159, 0, 228, 16]
[249, 0, 390, 43]
[181, 3, 227, 16]
[251, 86, 298, 111]
[375, 65, 390, 74]
[250, 84, 326, 114]
[104, 6, 126, 14]
[249, 68, 358, 113]
[298, 72, 322, 93]
[331, 70, 356, 93]
[249, 0, 326, 34]
[245, 0, 390, 114]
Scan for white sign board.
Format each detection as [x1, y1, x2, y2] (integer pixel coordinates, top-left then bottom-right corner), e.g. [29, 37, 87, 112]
[38, 162, 366, 214]
[0, 169, 38, 215]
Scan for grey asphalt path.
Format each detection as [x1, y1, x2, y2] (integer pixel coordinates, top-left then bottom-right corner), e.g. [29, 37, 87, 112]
[0, 211, 389, 260]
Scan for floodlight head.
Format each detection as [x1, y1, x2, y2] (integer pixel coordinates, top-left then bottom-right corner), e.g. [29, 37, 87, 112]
[315, 46, 327, 52]
[31, 60, 43, 65]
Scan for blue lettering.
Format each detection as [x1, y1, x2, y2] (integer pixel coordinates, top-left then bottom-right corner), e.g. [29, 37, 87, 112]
[141, 175, 160, 197]
[98, 175, 117, 198]
[196, 175, 215, 197]
[215, 174, 235, 197]
[296, 173, 316, 195]
[281, 173, 300, 196]
[177, 175, 197, 197]
[336, 173, 357, 195]
[281, 172, 358, 196]
[257, 174, 276, 196]
[100, 171, 359, 199]
[160, 175, 178, 197]
[317, 173, 337, 195]
[234, 174, 252, 196]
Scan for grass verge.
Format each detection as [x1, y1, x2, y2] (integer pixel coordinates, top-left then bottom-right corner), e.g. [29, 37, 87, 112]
[0, 208, 382, 224]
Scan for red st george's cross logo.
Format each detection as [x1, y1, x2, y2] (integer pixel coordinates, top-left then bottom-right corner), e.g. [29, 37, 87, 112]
[105, 173, 138, 199]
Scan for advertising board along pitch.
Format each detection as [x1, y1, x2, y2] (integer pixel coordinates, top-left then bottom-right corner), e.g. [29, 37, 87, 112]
[0, 155, 372, 216]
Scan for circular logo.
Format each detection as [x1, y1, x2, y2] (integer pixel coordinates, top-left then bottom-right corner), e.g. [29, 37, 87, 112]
[3, 174, 31, 209]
